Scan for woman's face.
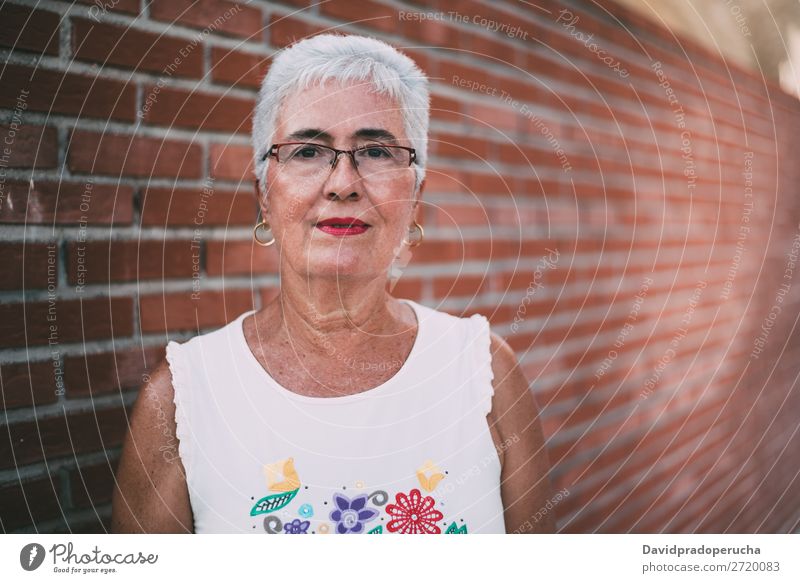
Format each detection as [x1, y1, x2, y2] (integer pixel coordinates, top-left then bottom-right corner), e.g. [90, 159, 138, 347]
[261, 80, 421, 282]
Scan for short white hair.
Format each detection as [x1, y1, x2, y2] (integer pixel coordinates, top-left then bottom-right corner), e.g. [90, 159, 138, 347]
[252, 33, 430, 198]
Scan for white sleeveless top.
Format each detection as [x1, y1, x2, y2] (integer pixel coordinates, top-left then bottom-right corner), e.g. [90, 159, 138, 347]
[166, 298, 506, 534]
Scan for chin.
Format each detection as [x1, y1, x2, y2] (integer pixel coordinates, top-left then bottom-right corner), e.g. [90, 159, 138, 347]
[304, 253, 376, 278]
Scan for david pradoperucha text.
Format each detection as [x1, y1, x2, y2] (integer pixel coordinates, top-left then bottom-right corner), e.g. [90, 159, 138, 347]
[643, 544, 760, 559]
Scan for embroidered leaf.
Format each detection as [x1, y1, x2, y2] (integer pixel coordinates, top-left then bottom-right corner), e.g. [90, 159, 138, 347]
[250, 488, 299, 516]
[445, 521, 468, 534]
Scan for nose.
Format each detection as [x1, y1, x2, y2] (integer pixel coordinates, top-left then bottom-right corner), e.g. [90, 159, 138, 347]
[323, 151, 362, 200]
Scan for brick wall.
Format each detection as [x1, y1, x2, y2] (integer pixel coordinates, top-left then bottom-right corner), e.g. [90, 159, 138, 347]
[1, 0, 799, 533]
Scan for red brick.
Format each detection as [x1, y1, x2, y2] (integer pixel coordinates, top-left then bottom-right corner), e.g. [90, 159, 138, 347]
[0, 64, 136, 121]
[210, 47, 269, 89]
[430, 93, 462, 123]
[402, 13, 463, 47]
[386, 277, 422, 299]
[66, 240, 197, 284]
[0, 297, 133, 349]
[433, 273, 488, 298]
[140, 86, 253, 134]
[431, 132, 492, 160]
[428, 203, 489, 228]
[0, 4, 59, 55]
[320, 0, 398, 34]
[138, 289, 255, 333]
[497, 143, 549, 166]
[139, 186, 256, 226]
[64, 346, 164, 398]
[149, 0, 263, 39]
[0, 360, 60, 409]
[0, 405, 131, 469]
[422, 167, 467, 194]
[0, 124, 57, 168]
[75, 0, 139, 16]
[469, 32, 520, 64]
[464, 172, 512, 195]
[210, 142, 253, 181]
[267, 14, 325, 47]
[468, 103, 519, 132]
[0, 242, 55, 290]
[205, 240, 279, 276]
[67, 130, 202, 178]
[70, 458, 120, 509]
[72, 18, 204, 77]
[0, 181, 133, 224]
[0, 476, 63, 531]
[408, 240, 463, 264]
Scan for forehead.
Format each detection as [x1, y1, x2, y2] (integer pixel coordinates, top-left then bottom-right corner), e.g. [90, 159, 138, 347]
[273, 80, 407, 142]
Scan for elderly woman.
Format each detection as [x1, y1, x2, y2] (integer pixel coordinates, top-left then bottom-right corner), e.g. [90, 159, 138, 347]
[111, 34, 555, 534]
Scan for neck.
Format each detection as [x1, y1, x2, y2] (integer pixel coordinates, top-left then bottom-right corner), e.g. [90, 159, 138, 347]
[266, 269, 406, 357]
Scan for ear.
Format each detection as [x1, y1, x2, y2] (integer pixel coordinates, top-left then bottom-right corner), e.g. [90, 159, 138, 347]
[414, 178, 425, 207]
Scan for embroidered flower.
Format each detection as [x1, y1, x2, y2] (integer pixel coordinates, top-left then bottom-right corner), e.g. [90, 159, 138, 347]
[385, 488, 444, 534]
[283, 518, 310, 534]
[329, 492, 379, 534]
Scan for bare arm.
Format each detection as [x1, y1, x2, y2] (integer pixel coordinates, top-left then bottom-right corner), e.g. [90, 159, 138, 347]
[110, 359, 194, 533]
[487, 332, 557, 534]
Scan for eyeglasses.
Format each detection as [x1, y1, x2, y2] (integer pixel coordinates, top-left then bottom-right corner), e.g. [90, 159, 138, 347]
[266, 142, 416, 181]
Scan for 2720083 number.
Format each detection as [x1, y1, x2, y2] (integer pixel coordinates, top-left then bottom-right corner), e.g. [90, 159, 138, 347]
[729, 561, 780, 571]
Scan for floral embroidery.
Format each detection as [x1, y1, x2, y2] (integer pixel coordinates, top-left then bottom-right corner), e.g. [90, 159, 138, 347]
[385, 488, 444, 534]
[250, 458, 471, 534]
[416, 459, 444, 492]
[283, 518, 310, 534]
[329, 492, 380, 534]
[250, 458, 302, 516]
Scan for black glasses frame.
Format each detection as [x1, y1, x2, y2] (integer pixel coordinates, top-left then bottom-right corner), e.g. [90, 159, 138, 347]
[265, 142, 416, 168]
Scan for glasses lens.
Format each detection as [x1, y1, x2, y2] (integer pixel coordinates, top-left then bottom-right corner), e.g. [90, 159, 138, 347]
[278, 144, 334, 175]
[355, 146, 410, 176]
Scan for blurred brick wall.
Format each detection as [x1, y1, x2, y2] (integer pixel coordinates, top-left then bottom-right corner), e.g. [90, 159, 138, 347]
[1, 0, 799, 533]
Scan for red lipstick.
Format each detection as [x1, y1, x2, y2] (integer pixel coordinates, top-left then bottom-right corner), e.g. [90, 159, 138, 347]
[315, 217, 371, 237]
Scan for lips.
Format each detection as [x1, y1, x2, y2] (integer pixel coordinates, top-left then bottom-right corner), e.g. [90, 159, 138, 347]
[314, 216, 371, 237]
[315, 217, 370, 227]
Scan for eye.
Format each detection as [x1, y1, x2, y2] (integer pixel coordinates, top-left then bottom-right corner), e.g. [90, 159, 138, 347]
[288, 144, 324, 160]
[360, 146, 392, 159]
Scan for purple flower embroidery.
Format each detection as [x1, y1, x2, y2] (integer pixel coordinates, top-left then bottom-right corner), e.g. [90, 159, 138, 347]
[283, 518, 310, 534]
[329, 492, 379, 534]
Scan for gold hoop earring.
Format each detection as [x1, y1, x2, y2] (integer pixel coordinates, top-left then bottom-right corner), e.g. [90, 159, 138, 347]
[253, 220, 275, 247]
[403, 220, 424, 248]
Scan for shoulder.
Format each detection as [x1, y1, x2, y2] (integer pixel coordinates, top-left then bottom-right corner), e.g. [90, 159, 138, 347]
[485, 328, 543, 465]
[487, 330, 532, 414]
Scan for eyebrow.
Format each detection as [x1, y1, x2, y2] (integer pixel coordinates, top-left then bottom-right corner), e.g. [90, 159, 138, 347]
[284, 128, 334, 142]
[281, 127, 399, 144]
[353, 128, 398, 142]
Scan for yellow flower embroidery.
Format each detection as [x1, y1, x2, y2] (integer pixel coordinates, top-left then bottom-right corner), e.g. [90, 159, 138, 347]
[264, 457, 302, 492]
[416, 459, 445, 492]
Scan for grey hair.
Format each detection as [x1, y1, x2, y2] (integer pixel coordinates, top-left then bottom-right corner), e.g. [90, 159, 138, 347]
[251, 33, 430, 199]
